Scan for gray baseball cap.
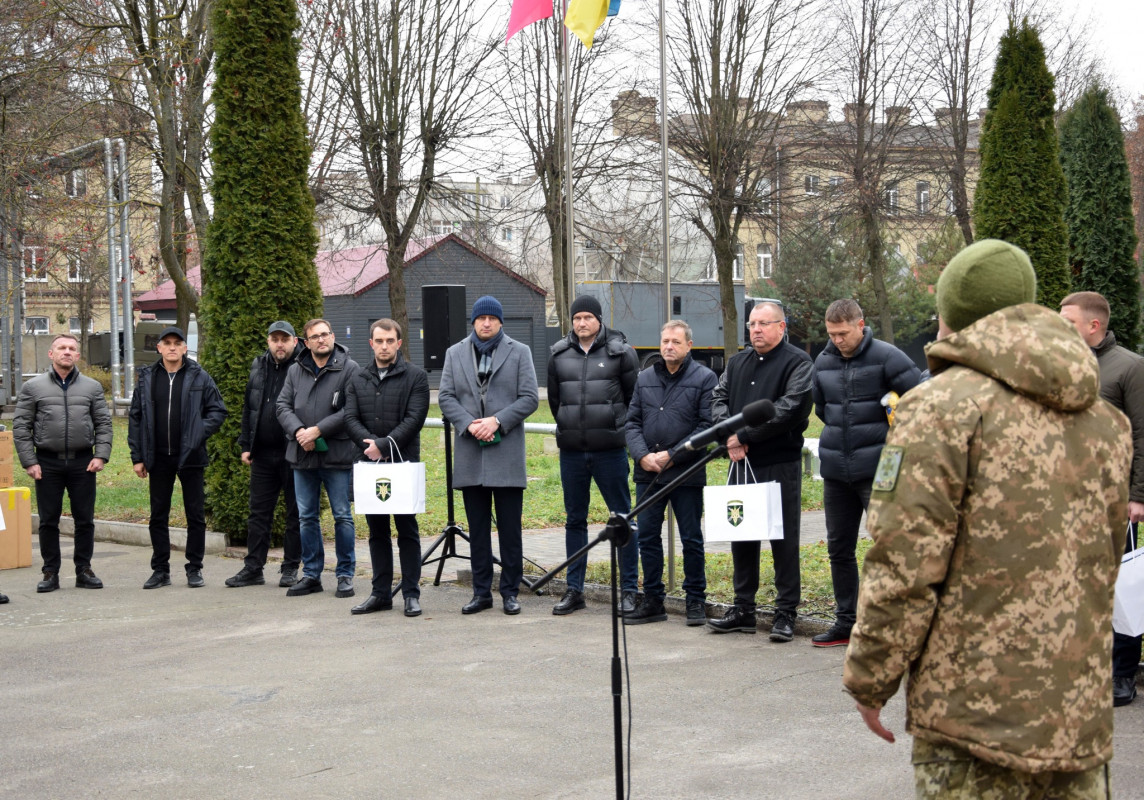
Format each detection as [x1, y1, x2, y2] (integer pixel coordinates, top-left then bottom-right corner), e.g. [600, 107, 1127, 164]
[267, 320, 296, 337]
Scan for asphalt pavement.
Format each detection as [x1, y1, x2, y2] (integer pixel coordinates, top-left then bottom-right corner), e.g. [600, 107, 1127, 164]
[3, 533, 1144, 799]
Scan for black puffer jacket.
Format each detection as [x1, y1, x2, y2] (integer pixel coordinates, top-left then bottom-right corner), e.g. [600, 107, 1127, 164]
[128, 359, 227, 470]
[811, 327, 921, 482]
[344, 352, 430, 463]
[238, 342, 304, 456]
[276, 343, 360, 469]
[625, 355, 718, 486]
[547, 327, 639, 452]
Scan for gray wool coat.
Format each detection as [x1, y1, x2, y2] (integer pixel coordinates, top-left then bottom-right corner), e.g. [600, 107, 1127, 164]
[438, 334, 539, 489]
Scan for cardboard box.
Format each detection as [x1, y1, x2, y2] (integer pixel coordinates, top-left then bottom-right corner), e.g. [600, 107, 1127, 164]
[0, 487, 33, 570]
[0, 430, 13, 464]
[0, 462, 13, 488]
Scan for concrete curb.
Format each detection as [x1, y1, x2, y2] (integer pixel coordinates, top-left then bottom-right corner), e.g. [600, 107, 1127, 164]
[34, 514, 230, 555]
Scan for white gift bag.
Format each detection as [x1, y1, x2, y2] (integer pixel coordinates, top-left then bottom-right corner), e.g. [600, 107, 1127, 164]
[352, 438, 426, 515]
[703, 460, 784, 543]
[1113, 524, 1144, 637]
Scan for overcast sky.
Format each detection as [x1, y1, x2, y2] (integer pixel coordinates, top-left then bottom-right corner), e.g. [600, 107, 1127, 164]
[1061, 0, 1144, 106]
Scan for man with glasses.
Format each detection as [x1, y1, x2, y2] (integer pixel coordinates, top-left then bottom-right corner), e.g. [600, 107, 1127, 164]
[129, 326, 227, 589]
[709, 300, 813, 640]
[276, 319, 361, 599]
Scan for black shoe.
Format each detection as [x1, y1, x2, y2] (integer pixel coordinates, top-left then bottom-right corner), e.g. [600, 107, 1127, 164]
[707, 606, 756, 634]
[36, 571, 59, 593]
[462, 595, 493, 614]
[287, 576, 323, 596]
[351, 594, 393, 614]
[618, 590, 638, 616]
[75, 567, 103, 589]
[404, 597, 422, 617]
[335, 577, 355, 598]
[553, 589, 586, 616]
[187, 569, 205, 588]
[624, 596, 668, 625]
[225, 566, 265, 588]
[685, 598, 706, 627]
[770, 611, 795, 643]
[812, 623, 852, 648]
[278, 566, 299, 588]
[143, 570, 171, 590]
[0, 591, 7, 604]
[503, 596, 522, 615]
[1114, 675, 1138, 707]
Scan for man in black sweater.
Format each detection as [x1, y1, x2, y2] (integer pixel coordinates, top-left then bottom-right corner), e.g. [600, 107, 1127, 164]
[709, 301, 813, 641]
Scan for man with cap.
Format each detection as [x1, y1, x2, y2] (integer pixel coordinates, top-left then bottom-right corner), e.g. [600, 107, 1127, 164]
[1060, 290, 1144, 708]
[225, 321, 305, 589]
[844, 240, 1131, 796]
[547, 295, 640, 616]
[13, 333, 113, 592]
[129, 325, 227, 589]
[438, 295, 539, 615]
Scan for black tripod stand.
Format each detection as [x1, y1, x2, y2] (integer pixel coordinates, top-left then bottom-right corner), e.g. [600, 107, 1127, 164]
[530, 443, 727, 800]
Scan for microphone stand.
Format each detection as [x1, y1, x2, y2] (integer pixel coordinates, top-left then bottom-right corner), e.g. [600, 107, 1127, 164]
[530, 442, 729, 800]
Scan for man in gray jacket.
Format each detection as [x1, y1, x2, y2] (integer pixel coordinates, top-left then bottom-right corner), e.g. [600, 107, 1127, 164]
[276, 318, 361, 599]
[439, 296, 539, 615]
[14, 333, 113, 592]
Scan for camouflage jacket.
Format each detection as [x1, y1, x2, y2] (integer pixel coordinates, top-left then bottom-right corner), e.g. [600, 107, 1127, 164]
[842, 303, 1131, 773]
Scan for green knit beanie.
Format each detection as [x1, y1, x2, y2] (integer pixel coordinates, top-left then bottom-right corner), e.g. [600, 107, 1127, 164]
[936, 239, 1037, 332]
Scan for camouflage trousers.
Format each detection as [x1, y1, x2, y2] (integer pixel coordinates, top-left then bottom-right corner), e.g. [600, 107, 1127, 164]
[912, 739, 1111, 799]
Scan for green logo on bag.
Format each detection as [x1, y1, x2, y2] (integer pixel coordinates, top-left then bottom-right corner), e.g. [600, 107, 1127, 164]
[375, 478, 392, 502]
[727, 501, 744, 527]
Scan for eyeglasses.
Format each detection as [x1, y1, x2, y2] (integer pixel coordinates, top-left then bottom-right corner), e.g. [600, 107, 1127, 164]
[307, 331, 333, 342]
[747, 320, 784, 329]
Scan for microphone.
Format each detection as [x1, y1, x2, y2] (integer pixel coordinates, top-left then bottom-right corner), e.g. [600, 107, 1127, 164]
[679, 399, 776, 452]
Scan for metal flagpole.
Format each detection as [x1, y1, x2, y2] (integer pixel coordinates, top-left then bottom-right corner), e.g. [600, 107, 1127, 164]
[562, 5, 575, 315]
[659, 0, 679, 591]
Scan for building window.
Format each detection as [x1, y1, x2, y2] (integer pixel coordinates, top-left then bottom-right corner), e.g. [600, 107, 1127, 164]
[884, 181, 899, 215]
[916, 181, 930, 214]
[829, 176, 844, 190]
[760, 177, 774, 215]
[501, 227, 513, 242]
[946, 188, 956, 215]
[500, 194, 510, 209]
[65, 169, 87, 198]
[703, 254, 716, 281]
[67, 255, 84, 282]
[69, 317, 93, 334]
[804, 175, 820, 196]
[758, 243, 773, 279]
[733, 244, 745, 281]
[23, 245, 47, 282]
[25, 316, 49, 335]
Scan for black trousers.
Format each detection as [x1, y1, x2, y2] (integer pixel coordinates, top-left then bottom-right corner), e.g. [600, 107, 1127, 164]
[461, 486, 523, 599]
[730, 459, 802, 615]
[243, 450, 301, 572]
[822, 477, 873, 628]
[148, 452, 206, 574]
[365, 513, 422, 598]
[34, 452, 97, 574]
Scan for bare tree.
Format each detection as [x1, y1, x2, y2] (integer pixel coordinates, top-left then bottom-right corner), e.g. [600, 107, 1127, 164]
[312, 0, 499, 345]
[666, 0, 821, 360]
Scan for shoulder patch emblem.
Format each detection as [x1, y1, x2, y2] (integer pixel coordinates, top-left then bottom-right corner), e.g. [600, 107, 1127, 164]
[873, 446, 904, 492]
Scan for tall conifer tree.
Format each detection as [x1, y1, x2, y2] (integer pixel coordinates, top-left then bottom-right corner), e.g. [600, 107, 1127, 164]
[201, 0, 322, 534]
[973, 19, 1071, 308]
[1059, 85, 1141, 349]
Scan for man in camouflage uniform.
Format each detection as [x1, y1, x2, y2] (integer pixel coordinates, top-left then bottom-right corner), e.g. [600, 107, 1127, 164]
[843, 240, 1132, 797]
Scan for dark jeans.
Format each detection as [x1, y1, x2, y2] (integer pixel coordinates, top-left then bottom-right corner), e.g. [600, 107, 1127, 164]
[148, 452, 206, 574]
[34, 451, 97, 574]
[560, 448, 637, 593]
[635, 483, 705, 603]
[366, 513, 422, 598]
[243, 450, 301, 572]
[823, 477, 873, 629]
[729, 459, 801, 614]
[462, 486, 523, 599]
[1114, 521, 1142, 678]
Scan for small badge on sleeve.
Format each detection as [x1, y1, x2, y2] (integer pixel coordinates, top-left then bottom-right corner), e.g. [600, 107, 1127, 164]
[873, 446, 904, 492]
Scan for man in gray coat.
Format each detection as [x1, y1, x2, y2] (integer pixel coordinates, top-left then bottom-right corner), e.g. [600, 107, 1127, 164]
[438, 295, 539, 615]
[14, 333, 113, 592]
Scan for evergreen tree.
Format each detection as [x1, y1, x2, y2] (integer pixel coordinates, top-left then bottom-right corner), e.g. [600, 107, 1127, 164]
[1059, 85, 1141, 349]
[200, 0, 322, 536]
[973, 19, 1071, 308]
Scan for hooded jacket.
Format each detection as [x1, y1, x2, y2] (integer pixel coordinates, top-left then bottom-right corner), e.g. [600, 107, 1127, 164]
[128, 359, 227, 471]
[843, 303, 1131, 773]
[1091, 330, 1144, 504]
[275, 342, 361, 469]
[547, 326, 639, 452]
[812, 326, 921, 482]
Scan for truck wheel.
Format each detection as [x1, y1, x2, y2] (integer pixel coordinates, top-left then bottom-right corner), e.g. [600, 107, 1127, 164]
[640, 352, 664, 371]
